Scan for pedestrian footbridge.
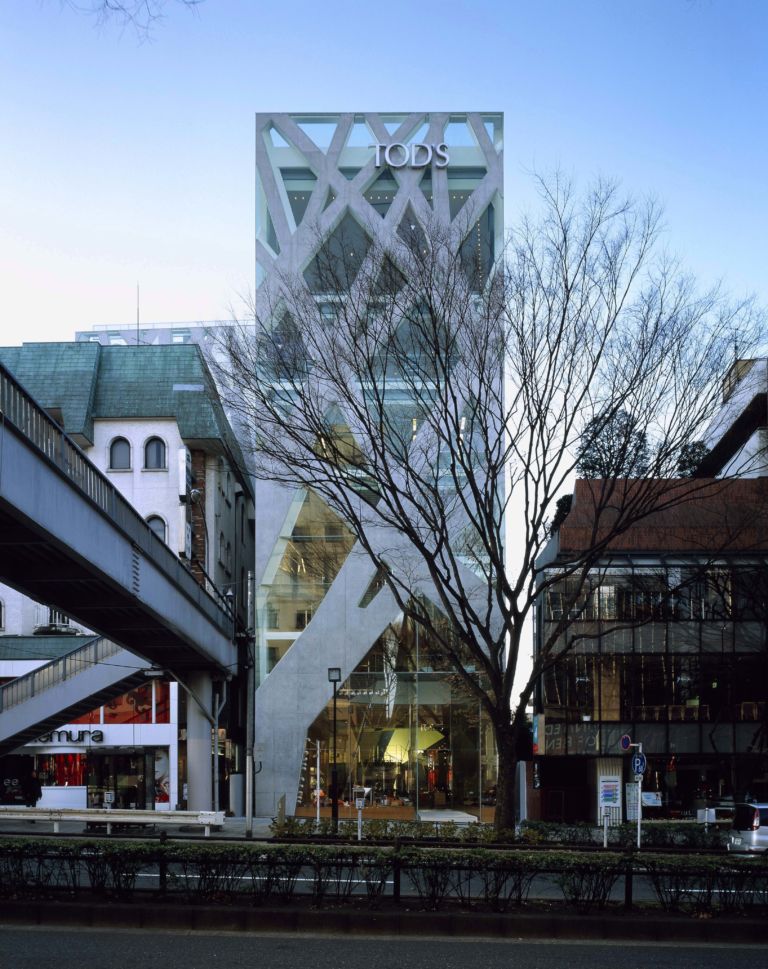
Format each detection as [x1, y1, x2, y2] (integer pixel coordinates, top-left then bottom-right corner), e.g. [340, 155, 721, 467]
[0, 637, 148, 757]
[0, 362, 238, 755]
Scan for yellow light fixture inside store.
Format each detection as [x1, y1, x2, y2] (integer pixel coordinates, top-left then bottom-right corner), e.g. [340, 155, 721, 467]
[382, 727, 444, 763]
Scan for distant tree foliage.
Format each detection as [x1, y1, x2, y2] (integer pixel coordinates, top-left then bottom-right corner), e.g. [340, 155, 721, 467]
[577, 410, 650, 478]
[549, 494, 574, 536]
[676, 440, 711, 477]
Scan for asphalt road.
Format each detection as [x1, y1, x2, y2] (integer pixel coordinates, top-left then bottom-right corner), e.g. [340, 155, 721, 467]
[0, 928, 764, 969]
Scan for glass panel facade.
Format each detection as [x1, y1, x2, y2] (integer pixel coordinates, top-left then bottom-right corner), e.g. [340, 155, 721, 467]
[297, 618, 496, 818]
[104, 684, 154, 724]
[71, 680, 170, 725]
[280, 168, 317, 226]
[260, 490, 356, 675]
[538, 565, 768, 814]
[303, 212, 371, 294]
[364, 168, 398, 218]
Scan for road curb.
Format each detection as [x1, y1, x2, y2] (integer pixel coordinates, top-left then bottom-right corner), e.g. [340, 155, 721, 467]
[0, 900, 765, 942]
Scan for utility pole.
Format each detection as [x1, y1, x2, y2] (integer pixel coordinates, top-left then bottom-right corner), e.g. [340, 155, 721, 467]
[244, 570, 255, 838]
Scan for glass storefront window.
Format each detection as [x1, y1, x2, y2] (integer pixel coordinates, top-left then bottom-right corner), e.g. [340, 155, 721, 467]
[67, 679, 170, 725]
[154, 681, 171, 723]
[86, 751, 155, 809]
[37, 753, 86, 787]
[103, 684, 153, 724]
[298, 616, 496, 818]
[71, 707, 101, 725]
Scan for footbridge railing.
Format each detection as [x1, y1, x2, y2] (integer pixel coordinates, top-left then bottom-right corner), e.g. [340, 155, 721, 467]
[0, 362, 233, 636]
[0, 637, 129, 715]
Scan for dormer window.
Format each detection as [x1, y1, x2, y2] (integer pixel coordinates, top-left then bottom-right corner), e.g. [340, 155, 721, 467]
[109, 437, 131, 470]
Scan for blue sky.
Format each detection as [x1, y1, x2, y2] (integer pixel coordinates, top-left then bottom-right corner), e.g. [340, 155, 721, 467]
[1, 0, 766, 344]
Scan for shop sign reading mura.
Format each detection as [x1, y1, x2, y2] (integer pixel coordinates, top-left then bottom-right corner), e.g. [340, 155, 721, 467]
[37, 729, 105, 744]
[371, 143, 450, 169]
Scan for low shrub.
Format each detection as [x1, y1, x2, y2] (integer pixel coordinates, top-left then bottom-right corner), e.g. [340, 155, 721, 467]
[1, 837, 764, 917]
[547, 850, 627, 914]
[518, 819, 728, 851]
[640, 853, 768, 914]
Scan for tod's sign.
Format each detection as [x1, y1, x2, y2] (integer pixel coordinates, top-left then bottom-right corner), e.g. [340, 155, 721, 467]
[372, 142, 450, 169]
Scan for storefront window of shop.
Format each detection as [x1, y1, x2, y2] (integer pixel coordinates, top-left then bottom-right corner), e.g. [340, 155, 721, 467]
[71, 707, 101, 724]
[69, 680, 171, 725]
[298, 614, 496, 820]
[104, 683, 153, 723]
[86, 751, 155, 809]
[537, 565, 768, 817]
[154, 680, 171, 722]
[38, 753, 87, 787]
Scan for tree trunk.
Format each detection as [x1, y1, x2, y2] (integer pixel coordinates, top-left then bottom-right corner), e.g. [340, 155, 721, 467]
[492, 721, 518, 832]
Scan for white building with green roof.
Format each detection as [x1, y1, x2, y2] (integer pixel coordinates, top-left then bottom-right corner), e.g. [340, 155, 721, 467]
[0, 342, 254, 812]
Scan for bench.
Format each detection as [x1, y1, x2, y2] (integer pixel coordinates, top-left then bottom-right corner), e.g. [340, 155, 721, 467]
[0, 807, 226, 837]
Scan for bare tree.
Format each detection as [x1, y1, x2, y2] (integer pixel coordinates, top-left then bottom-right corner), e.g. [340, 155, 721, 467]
[61, 1, 201, 37]
[212, 175, 762, 831]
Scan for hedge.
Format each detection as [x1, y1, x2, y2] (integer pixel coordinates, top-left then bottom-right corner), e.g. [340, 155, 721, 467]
[0, 838, 766, 915]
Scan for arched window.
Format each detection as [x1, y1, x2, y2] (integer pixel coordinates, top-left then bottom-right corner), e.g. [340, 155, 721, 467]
[144, 437, 167, 470]
[109, 437, 131, 470]
[146, 515, 166, 542]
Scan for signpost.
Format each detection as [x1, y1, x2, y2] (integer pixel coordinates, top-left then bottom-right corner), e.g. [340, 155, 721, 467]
[619, 735, 644, 849]
[352, 786, 367, 841]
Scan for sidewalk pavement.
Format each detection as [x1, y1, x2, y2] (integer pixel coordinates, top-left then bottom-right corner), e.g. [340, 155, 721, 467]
[0, 814, 276, 840]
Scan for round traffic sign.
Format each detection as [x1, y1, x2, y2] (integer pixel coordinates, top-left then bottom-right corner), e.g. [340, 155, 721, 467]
[619, 734, 632, 751]
[631, 751, 647, 775]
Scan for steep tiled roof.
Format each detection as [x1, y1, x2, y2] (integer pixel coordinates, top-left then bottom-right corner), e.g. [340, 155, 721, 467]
[0, 342, 100, 442]
[0, 342, 252, 497]
[557, 478, 768, 556]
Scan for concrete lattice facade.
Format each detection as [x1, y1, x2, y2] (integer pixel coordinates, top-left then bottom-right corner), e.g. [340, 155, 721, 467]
[252, 112, 504, 816]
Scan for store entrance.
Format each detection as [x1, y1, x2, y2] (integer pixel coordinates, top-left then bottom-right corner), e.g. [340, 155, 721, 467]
[87, 751, 154, 809]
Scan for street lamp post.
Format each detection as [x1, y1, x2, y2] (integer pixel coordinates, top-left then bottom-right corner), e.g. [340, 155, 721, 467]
[328, 667, 341, 833]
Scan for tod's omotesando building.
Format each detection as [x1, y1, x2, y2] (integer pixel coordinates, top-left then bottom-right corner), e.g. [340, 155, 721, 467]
[250, 112, 505, 818]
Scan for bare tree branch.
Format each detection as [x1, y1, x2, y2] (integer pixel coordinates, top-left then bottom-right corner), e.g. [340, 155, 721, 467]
[60, 0, 202, 38]
[210, 175, 764, 830]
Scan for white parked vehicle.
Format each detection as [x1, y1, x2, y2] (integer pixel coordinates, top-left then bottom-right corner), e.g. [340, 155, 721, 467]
[728, 802, 768, 852]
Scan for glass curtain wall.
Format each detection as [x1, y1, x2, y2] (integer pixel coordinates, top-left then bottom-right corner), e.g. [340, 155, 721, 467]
[258, 490, 356, 677]
[298, 615, 496, 819]
[539, 565, 768, 814]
